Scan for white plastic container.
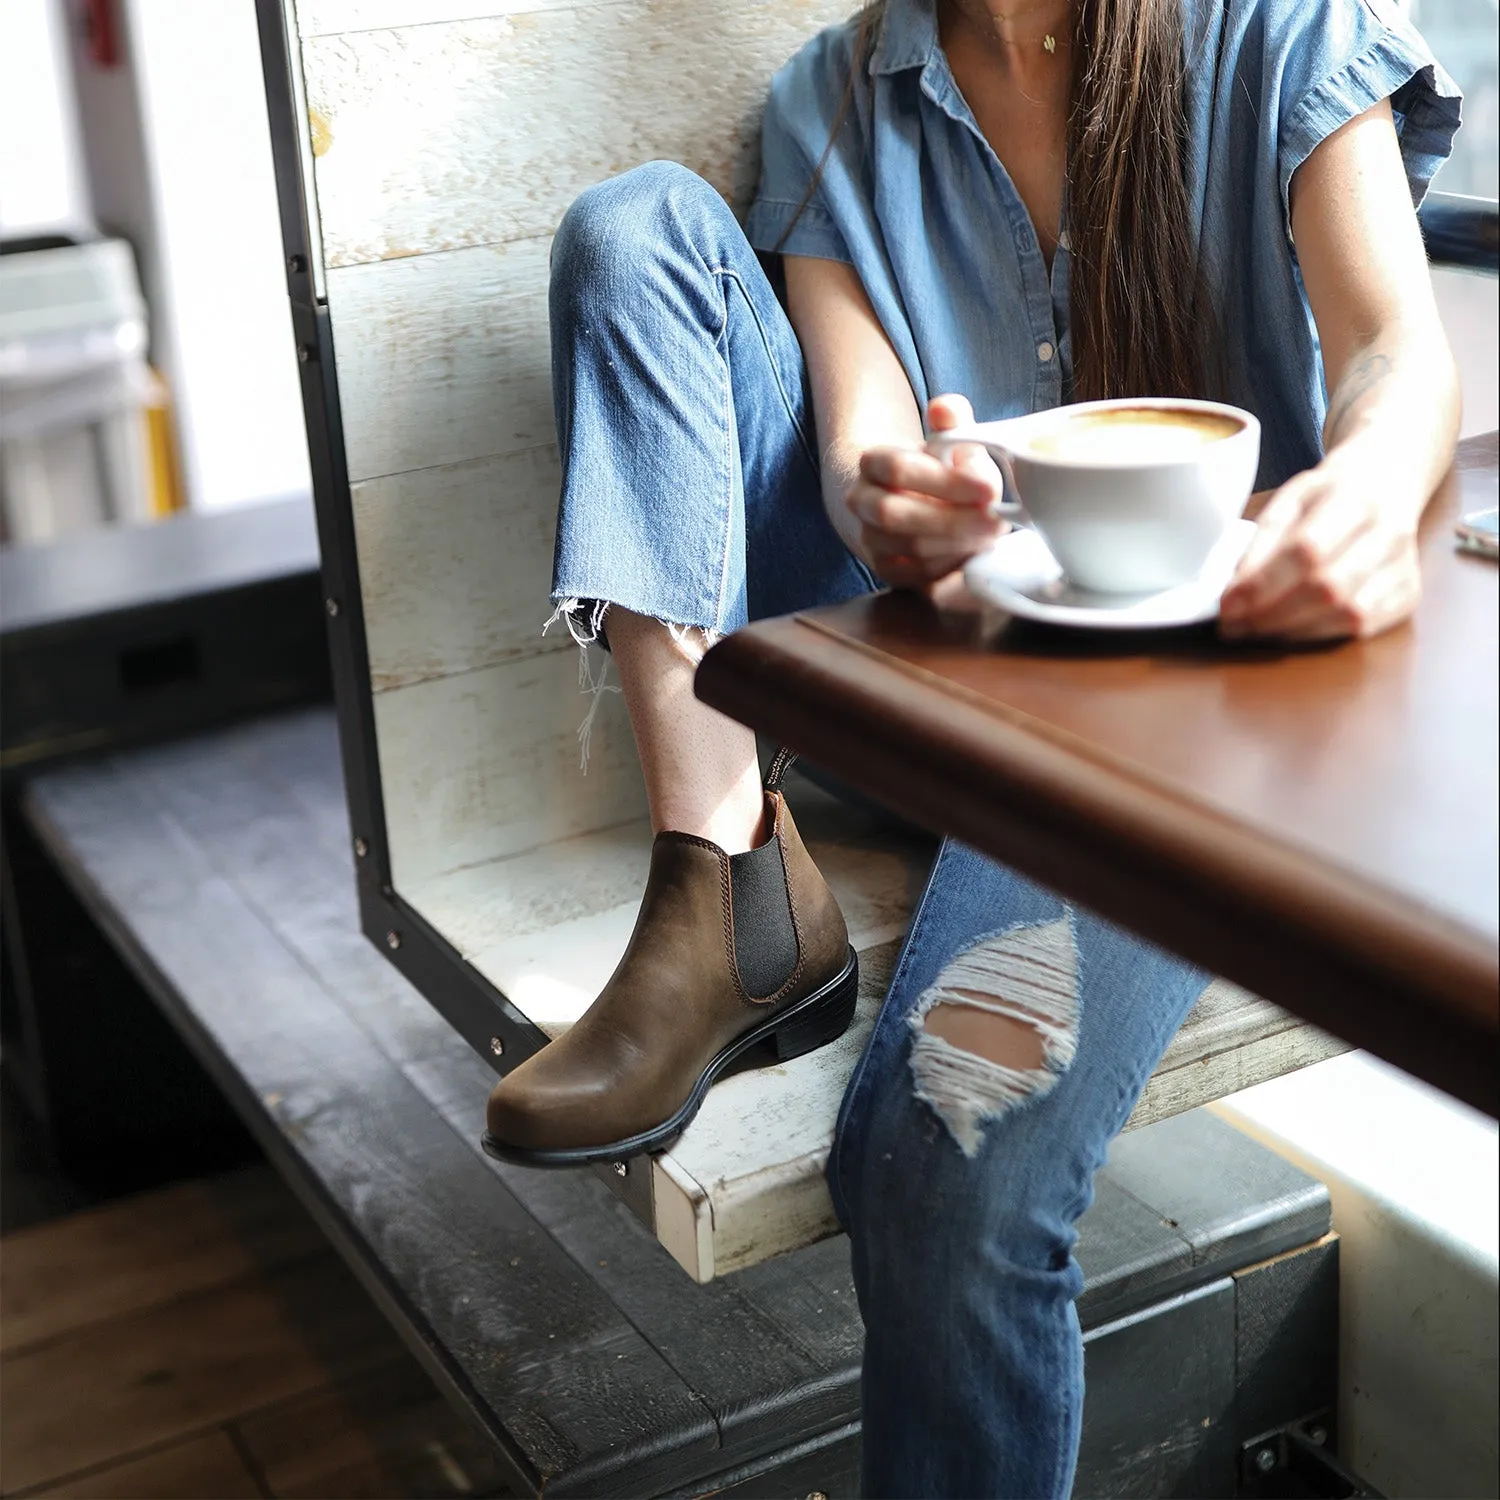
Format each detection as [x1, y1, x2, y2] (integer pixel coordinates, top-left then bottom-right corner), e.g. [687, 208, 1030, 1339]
[0, 239, 158, 543]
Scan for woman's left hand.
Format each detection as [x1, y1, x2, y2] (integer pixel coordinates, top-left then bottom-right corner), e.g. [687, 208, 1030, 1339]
[1218, 458, 1422, 641]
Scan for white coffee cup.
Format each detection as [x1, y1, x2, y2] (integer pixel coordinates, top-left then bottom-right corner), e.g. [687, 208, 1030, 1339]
[927, 396, 1261, 594]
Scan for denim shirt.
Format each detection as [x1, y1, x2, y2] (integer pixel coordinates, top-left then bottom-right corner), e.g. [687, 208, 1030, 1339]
[745, 0, 1461, 488]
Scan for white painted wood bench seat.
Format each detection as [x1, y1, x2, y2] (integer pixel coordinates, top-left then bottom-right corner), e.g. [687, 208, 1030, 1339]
[283, 0, 1348, 1281]
[402, 773, 1346, 1280]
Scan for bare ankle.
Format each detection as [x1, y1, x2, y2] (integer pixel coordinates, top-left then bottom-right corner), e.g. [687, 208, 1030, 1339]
[699, 800, 766, 855]
[605, 608, 768, 852]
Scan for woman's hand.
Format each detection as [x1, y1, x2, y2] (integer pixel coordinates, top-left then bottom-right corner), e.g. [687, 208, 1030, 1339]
[1221, 99, 1460, 644]
[1219, 453, 1422, 641]
[846, 395, 1006, 590]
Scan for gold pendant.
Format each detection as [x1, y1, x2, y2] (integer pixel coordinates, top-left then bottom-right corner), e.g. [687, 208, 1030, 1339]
[1043, 33, 1056, 53]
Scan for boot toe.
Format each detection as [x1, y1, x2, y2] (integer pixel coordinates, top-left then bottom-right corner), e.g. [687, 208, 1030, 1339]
[486, 1056, 631, 1153]
[487, 1074, 571, 1151]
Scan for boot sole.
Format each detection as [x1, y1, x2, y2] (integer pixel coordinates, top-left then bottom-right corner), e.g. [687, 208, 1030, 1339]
[480, 946, 860, 1169]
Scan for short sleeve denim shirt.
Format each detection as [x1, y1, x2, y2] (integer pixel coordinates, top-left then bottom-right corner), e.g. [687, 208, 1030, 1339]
[744, 0, 1461, 488]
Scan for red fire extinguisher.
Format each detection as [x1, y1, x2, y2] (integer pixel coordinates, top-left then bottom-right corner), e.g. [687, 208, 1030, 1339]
[82, 0, 122, 68]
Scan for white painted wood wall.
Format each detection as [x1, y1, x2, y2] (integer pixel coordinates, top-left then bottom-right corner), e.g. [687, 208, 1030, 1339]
[287, 0, 1348, 1280]
[295, 0, 855, 890]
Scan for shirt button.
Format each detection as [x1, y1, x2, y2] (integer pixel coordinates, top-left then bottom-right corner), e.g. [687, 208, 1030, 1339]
[1037, 341, 1055, 363]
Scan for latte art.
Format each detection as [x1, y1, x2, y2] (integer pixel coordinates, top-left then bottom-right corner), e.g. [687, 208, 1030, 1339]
[1027, 407, 1244, 464]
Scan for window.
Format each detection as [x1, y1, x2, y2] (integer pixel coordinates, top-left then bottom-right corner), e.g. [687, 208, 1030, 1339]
[1409, 0, 1499, 199]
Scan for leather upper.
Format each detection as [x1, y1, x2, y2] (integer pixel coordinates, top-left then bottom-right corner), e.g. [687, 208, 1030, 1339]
[485, 792, 849, 1152]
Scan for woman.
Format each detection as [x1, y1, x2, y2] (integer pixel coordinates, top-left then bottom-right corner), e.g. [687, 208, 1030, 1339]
[485, 0, 1461, 1492]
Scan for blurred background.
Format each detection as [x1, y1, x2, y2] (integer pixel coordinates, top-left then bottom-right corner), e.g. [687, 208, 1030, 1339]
[1, 0, 312, 543]
[1411, 0, 1500, 200]
[0, 0, 1495, 546]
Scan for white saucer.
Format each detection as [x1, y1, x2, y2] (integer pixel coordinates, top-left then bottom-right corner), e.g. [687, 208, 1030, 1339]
[963, 519, 1257, 630]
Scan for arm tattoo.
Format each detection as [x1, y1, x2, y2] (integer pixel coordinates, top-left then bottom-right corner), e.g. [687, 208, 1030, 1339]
[1325, 352, 1393, 445]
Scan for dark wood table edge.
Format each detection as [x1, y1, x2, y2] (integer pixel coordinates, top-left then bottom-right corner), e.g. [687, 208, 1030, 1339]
[697, 613, 1498, 1119]
[797, 608, 1495, 1014]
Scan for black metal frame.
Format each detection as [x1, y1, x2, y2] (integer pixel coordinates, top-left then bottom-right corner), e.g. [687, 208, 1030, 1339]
[253, 0, 552, 1086]
[1241, 1411, 1385, 1499]
[1420, 192, 1500, 275]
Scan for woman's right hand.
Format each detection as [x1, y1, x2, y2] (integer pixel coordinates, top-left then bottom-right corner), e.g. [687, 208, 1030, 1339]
[845, 394, 1007, 590]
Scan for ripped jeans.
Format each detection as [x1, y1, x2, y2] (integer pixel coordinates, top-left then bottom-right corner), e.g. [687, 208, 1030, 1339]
[550, 162, 1210, 1499]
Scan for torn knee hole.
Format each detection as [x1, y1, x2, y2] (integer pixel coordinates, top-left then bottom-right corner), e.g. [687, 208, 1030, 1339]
[908, 917, 1080, 1157]
[920, 997, 1050, 1073]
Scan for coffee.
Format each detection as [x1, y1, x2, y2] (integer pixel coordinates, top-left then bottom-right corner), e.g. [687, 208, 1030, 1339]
[1027, 406, 1243, 464]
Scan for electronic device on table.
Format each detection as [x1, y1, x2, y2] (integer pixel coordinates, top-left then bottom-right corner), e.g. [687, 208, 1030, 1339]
[1456, 506, 1499, 559]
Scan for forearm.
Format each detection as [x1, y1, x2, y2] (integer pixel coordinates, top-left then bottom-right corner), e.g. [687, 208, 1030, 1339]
[809, 384, 926, 565]
[1317, 321, 1461, 527]
[1287, 98, 1461, 530]
[819, 438, 869, 560]
[1223, 318, 1459, 642]
[782, 254, 927, 563]
[784, 257, 1002, 589]
[818, 409, 926, 561]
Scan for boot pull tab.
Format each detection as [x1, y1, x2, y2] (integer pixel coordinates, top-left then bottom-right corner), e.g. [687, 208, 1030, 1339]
[763, 746, 798, 793]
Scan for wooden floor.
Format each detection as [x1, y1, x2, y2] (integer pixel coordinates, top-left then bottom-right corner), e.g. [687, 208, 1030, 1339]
[0, 1165, 511, 1499]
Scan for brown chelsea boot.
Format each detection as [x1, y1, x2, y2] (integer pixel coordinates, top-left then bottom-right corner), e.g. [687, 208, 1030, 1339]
[481, 761, 858, 1166]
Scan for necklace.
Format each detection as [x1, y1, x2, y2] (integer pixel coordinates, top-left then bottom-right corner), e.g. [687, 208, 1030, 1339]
[973, 7, 1069, 54]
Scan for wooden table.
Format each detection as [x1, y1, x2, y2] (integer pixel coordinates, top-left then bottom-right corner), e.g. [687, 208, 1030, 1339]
[697, 434, 1499, 1118]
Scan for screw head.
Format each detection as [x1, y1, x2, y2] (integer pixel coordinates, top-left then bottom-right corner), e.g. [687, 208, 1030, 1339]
[1254, 1447, 1277, 1474]
[287, 253, 307, 273]
[612, 1161, 629, 1178]
[297, 343, 313, 364]
[489, 1036, 505, 1057]
[325, 597, 340, 617]
[353, 837, 369, 859]
[385, 930, 401, 950]
[1308, 1425, 1328, 1448]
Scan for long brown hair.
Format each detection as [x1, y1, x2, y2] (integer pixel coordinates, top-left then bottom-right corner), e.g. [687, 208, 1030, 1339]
[1067, 0, 1205, 400]
[780, 0, 1208, 401]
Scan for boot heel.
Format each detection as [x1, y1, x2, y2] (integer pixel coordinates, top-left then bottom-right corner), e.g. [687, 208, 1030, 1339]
[770, 951, 859, 1062]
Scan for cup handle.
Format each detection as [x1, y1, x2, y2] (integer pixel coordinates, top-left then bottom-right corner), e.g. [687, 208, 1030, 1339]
[925, 427, 1024, 520]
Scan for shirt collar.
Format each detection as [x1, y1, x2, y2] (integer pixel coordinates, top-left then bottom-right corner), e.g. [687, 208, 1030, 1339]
[868, 0, 939, 76]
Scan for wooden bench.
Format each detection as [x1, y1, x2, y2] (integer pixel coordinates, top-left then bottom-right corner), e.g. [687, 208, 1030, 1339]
[19, 707, 1341, 1498]
[257, 0, 1347, 1282]
[398, 774, 1348, 1280]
